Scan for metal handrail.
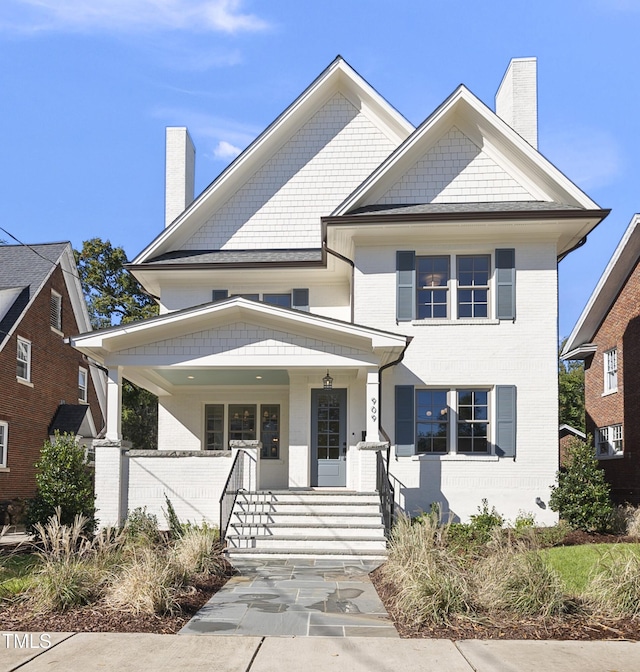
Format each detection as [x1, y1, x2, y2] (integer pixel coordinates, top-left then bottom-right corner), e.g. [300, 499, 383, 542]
[376, 450, 395, 539]
[219, 450, 246, 540]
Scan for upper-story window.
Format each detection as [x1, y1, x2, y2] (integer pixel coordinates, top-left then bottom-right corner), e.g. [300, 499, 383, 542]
[604, 348, 618, 393]
[78, 367, 88, 403]
[16, 337, 31, 382]
[212, 289, 308, 311]
[0, 421, 7, 468]
[50, 290, 62, 331]
[397, 250, 514, 322]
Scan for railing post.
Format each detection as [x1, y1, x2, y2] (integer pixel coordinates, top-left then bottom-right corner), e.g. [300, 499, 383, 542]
[376, 450, 395, 539]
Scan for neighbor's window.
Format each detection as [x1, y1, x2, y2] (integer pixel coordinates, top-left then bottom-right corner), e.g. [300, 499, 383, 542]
[457, 390, 489, 453]
[204, 404, 224, 450]
[598, 424, 623, 457]
[50, 290, 62, 331]
[78, 367, 88, 403]
[260, 404, 280, 459]
[229, 404, 256, 442]
[457, 255, 490, 318]
[0, 421, 7, 468]
[16, 337, 31, 382]
[417, 257, 449, 319]
[604, 348, 618, 393]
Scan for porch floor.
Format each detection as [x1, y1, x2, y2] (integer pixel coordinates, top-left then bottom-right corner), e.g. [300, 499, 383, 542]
[179, 557, 398, 638]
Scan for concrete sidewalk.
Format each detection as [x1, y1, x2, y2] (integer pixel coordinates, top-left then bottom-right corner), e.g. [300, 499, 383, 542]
[2, 633, 640, 672]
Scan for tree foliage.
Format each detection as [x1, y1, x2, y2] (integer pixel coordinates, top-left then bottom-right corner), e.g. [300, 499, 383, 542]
[26, 433, 95, 531]
[558, 339, 585, 431]
[549, 437, 613, 532]
[75, 238, 159, 449]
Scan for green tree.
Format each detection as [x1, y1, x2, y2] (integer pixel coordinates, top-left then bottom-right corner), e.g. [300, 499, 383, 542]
[75, 238, 159, 449]
[26, 433, 95, 531]
[549, 436, 613, 532]
[558, 338, 585, 431]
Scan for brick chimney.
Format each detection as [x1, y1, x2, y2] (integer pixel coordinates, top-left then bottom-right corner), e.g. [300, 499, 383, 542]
[165, 127, 195, 228]
[495, 58, 538, 149]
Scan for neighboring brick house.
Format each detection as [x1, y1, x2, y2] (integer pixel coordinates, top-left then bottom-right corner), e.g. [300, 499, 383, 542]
[0, 242, 106, 507]
[562, 214, 640, 504]
[559, 424, 586, 468]
[70, 57, 608, 552]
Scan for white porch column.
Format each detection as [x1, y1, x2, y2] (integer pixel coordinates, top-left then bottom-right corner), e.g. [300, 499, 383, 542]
[105, 366, 122, 441]
[288, 373, 310, 487]
[366, 368, 380, 441]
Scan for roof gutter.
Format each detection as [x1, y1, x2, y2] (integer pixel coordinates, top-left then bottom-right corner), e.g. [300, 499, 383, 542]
[322, 241, 355, 323]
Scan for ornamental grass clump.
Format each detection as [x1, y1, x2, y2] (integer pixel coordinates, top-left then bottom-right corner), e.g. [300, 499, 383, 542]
[588, 551, 640, 618]
[380, 515, 472, 626]
[172, 525, 223, 580]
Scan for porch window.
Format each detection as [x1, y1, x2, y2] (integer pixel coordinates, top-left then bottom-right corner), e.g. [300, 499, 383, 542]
[205, 404, 224, 450]
[229, 405, 256, 441]
[260, 404, 280, 458]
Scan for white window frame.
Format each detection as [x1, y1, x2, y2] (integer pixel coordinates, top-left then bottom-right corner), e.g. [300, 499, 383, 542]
[604, 348, 618, 394]
[16, 337, 31, 382]
[50, 290, 62, 332]
[597, 424, 623, 458]
[78, 367, 88, 403]
[0, 421, 8, 468]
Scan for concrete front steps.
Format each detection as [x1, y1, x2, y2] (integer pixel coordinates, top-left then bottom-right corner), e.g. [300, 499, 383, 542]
[224, 490, 388, 561]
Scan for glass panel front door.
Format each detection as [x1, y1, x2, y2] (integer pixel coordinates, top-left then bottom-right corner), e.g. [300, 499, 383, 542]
[311, 388, 347, 487]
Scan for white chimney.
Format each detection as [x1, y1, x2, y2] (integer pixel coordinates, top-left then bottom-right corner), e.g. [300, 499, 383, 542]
[165, 127, 195, 228]
[495, 57, 538, 149]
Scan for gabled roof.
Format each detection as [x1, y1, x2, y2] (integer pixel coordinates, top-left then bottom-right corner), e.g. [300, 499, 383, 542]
[332, 85, 602, 218]
[0, 242, 70, 351]
[49, 403, 98, 439]
[132, 56, 414, 265]
[562, 214, 640, 358]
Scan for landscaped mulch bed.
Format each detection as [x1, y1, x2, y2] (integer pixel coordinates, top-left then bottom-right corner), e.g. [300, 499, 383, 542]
[0, 569, 234, 634]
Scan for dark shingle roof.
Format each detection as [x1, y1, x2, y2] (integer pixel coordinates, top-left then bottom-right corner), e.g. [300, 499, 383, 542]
[48, 404, 95, 437]
[0, 242, 69, 343]
[140, 248, 324, 267]
[348, 201, 584, 216]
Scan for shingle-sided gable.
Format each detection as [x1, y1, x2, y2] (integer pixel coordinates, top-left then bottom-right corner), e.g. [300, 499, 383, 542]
[377, 126, 535, 205]
[181, 93, 399, 251]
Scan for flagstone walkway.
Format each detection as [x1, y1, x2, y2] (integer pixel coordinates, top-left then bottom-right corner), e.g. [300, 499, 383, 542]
[179, 557, 398, 638]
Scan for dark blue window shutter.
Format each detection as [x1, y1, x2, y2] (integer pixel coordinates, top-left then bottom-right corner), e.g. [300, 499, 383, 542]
[292, 288, 309, 312]
[395, 385, 415, 457]
[495, 249, 515, 320]
[495, 385, 516, 458]
[396, 251, 415, 321]
[212, 289, 228, 302]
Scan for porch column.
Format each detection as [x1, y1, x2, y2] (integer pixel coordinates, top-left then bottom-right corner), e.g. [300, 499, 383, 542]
[366, 368, 380, 441]
[105, 366, 122, 441]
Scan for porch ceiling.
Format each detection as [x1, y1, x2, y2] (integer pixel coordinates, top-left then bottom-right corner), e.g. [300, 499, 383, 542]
[155, 368, 289, 386]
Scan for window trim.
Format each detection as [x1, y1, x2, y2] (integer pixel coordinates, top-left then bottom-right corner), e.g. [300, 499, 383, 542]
[50, 290, 62, 332]
[597, 424, 623, 458]
[78, 367, 88, 403]
[0, 421, 7, 468]
[603, 348, 618, 394]
[16, 337, 31, 382]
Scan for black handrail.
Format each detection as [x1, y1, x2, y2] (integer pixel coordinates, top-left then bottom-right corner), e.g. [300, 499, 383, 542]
[219, 450, 245, 540]
[376, 450, 395, 539]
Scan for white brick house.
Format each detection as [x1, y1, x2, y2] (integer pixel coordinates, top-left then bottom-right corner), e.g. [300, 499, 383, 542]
[71, 57, 608, 537]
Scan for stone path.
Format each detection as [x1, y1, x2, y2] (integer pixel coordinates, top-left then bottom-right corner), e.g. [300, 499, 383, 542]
[179, 557, 398, 637]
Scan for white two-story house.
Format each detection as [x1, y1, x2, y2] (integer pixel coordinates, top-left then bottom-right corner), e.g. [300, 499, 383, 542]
[71, 57, 607, 552]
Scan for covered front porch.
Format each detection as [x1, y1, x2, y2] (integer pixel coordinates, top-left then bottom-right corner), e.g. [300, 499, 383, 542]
[71, 298, 408, 527]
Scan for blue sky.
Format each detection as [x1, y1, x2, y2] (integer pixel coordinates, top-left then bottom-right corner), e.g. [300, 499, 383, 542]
[0, 0, 638, 338]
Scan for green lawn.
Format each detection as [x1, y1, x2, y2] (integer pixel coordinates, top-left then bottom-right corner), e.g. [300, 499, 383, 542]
[541, 544, 640, 595]
[0, 554, 40, 600]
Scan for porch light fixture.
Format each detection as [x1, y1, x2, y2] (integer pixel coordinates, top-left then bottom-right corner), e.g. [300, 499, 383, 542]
[187, 375, 195, 380]
[323, 370, 333, 390]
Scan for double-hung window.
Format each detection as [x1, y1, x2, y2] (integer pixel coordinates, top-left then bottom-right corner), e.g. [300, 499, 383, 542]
[395, 385, 516, 458]
[50, 290, 62, 331]
[16, 337, 31, 382]
[597, 424, 623, 457]
[0, 421, 7, 468]
[397, 250, 514, 322]
[78, 367, 88, 403]
[604, 348, 618, 393]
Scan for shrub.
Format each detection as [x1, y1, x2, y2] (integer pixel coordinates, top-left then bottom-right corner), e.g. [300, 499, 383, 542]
[124, 507, 160, 546]
[25, 433, 95, 532]
[163, 495, 185, 539]
[549, 437, 613, 533]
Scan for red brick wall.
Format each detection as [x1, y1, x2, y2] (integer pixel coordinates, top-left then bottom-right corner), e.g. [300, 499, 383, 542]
[0, 265, 104, 500]
[585, 258, 640, 503]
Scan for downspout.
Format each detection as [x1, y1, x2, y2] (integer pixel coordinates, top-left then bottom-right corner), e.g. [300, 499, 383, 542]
[378, 336, 412, 463]
[323, 242, 355, 323]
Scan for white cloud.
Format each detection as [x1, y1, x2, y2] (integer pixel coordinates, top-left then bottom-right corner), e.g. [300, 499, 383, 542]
[0, 0, 269, 34]
[213, 140, 242, 159]
[543, 126, 622, 191]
